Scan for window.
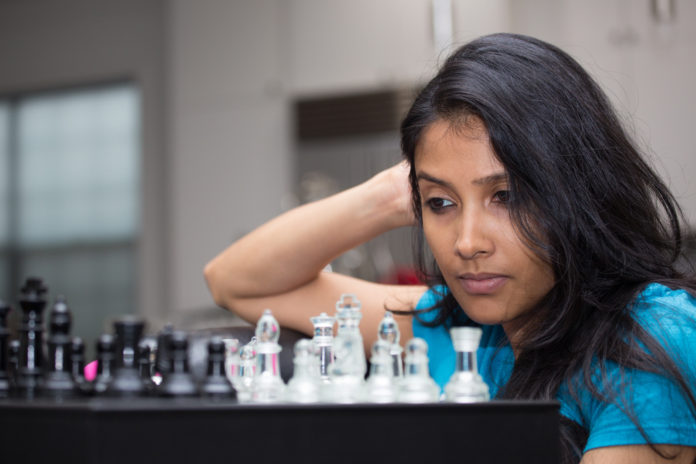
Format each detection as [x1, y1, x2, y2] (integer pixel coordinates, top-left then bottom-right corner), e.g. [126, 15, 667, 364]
[1, 83, 140, 349]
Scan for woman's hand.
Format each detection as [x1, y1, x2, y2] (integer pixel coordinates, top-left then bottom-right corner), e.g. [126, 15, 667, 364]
[368, 161, 416, 228]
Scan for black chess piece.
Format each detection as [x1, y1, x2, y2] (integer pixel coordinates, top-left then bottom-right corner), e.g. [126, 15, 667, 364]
[0, 300, 11, 397]
[200, 336, 236, 400]
[8, 339, 20, 386]
[158, 330, 197, 397]
[107, 317, 146, 396]
[43, 296, 77, 398]
[137, 340, 156, 394]
[70, 337, 92, 395]
[16, 277, 48, 397]
[93, 334, 116, 395]
[154, 324, 174, 383]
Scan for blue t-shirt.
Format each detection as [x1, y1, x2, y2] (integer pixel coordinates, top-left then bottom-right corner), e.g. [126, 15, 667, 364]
[413, 283, 696, 452]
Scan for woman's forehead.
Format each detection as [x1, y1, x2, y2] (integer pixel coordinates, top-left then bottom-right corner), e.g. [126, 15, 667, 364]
[414, 118, 497, 171]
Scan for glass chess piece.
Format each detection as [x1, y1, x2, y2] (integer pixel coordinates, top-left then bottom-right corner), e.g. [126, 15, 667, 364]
[310, 312, 335, 383]
[326, 294, 366, 403]
[222, 338, 240, 386]
[285, 339, 321, 403]
[251, 309, 286, 403]
[398, 338, 440, 403]
[326, 335, 365, 403]
[444, 327, 490, 403]
[236, 337, 256, 403]
[333, 293, 366, 375]
[377, 311, 404, 378]
[365, 339, 398, 403]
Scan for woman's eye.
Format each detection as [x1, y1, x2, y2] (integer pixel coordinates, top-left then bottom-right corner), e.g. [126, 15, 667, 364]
[425, 197, 454, 212]
[493, 190, 510, 203]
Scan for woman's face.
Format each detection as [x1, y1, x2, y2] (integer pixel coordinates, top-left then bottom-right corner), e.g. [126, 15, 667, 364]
[414, 118, 554, 342]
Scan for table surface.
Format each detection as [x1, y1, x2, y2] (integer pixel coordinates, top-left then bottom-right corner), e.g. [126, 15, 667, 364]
[0, 397, 560, 464]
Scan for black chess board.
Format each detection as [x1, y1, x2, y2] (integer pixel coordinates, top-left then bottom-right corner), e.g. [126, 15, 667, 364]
[0, 397, 558, 463]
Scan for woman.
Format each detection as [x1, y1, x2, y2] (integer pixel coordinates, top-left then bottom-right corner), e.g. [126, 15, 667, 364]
[205, 33, 696, 463]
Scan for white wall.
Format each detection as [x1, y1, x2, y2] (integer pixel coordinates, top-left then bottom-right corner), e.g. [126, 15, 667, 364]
[167, 0, 293, 320]
[285, 0, 435, 95]
[510, 0, 696, 226]
[286, 0, 511, 96]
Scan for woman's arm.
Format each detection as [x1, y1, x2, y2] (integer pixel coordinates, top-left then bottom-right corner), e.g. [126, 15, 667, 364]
[581, 445, 696, 463]
[204, 162, 425, 350]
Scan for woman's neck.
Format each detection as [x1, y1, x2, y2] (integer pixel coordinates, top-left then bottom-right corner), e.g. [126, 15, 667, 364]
[502, 316, 535, 359]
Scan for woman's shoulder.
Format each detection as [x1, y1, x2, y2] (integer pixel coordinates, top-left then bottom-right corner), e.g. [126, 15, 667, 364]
[561, 283, 696, 452]
[632, 282, 696, 340]
[635, 282, 696, 311]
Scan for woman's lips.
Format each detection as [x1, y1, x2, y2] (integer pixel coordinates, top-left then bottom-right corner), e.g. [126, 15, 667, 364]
[457, 274, 508, 294]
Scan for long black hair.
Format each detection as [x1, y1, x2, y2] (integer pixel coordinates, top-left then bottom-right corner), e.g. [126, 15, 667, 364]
[400, 33, 696, 463]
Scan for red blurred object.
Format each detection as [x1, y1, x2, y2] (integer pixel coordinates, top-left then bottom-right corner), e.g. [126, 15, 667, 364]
[379, 266, 422, 285]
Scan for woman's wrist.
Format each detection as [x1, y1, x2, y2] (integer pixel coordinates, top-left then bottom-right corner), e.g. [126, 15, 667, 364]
[362, 162, 415, 230]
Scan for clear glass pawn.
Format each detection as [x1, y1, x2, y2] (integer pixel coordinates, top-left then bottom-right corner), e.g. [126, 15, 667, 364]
[310, 312, 335, 383]
[365, 339, 397, 403]
[251, 309, 286, 403]
[286, 339, 322, 403]
[377, 311, 403, 378]
[398, 338, 440, 403]
[444, 327, 490, 403]
[333, 293, 366, 375]
[223, 338, 240, 386]
[236, 337, 256, 403]
[326, 294, 366, 403]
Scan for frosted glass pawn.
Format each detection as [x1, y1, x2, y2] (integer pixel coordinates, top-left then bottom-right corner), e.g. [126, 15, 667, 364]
[365, 340, 398, 403]
[286, 339, 321, 403]
[444, 327, 490, 403]
[333, 293, 366, 376]
[310, 312, 335, 383]
[223, 338, 240, 386]
[398, 338, 440, 403]
[236, 337, 256, 403]
[377, 311, 403, 378]
[251, 310, 286, 403]
[327, 294, 366, 403]
[326, 335, 365, 403]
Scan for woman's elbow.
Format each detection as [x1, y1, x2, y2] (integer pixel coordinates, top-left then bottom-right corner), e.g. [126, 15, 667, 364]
[204, 260, 229, 309]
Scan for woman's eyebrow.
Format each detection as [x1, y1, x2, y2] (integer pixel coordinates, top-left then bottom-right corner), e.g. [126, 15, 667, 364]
[417, 171, 507, 187]
[472, 172, 507, 185]
[416, 172, 455, 190]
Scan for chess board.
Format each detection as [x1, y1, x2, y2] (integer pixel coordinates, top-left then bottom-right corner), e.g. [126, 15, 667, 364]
[0, 397, 559, 463]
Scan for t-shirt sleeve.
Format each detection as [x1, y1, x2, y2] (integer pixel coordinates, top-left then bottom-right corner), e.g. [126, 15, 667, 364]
[582, 365, 696, 451]
[580, 286, 696, 451]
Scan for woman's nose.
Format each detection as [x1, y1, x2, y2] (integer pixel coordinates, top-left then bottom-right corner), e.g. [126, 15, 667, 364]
[454, 209, 493, 259]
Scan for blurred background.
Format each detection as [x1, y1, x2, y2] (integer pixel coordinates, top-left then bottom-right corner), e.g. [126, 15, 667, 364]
[0, 0, 694, 352]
